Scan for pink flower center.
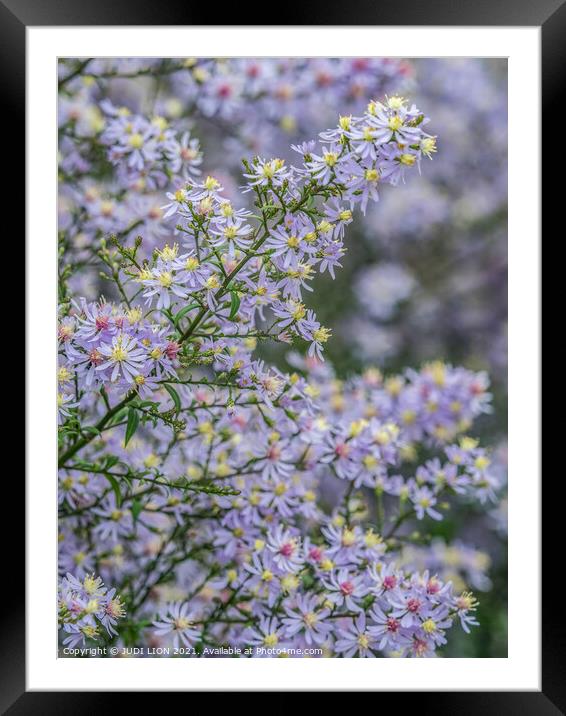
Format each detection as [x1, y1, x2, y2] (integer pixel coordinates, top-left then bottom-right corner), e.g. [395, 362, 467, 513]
[279, 542, 294, 557]
[470, 382, 484, 395]
[308, 547, 323, 562]
[340, 581, 354, 596]
[95, 316, 109, 331]
[266, 444, 282, 461]
[181, 147, 197, 161]
[165, 341, 180, 360]
[335, 442, 350, 458]
[316, 72, 333, 87]
[383, 575, 397, 590]
[407, 598, 421, 613]
[89, 349, 102, 366]
[217, 84, 232, 99]
[412, 638, 427, 656]
[427, 579, 440, 594]
[387, 617, 400, 633]
[352, 58, 369, 71]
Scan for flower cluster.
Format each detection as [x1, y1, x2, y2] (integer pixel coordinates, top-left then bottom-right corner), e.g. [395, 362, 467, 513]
[58, 57, 414, 287]
[58, 60, 504, 659]
[344, 59, 507, 381]
[400, 539, 493, 593]
[99, 100, 202, 189]
[58, 572, 126, 647]
[59, 97, 435, 421]
[150, 542, 479, 657]
[58, 297, 180, 408]
[59, 57, 413, 156]
[58, 341, 498, 657]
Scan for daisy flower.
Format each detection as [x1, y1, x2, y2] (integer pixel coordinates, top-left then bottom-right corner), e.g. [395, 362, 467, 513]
[152, 602, 201, 649]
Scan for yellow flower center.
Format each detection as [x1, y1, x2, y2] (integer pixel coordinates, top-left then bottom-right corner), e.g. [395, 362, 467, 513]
[158, 244, 178, 261]
[126, 307, 143, 323]
[387, 96, 406, 110]
[317, 220, 333, 234]
[204, 176, 220, 191]
[342, 529, 356, 547]
[58, 367, 72, 383]
[158, 271, 173, 288]
[174, 617, 192, 631]
[83, 574, 102, 594]
[128, 133, 144, 148]
[474, 456, 491, 470]
[303, 612, 317, 628]
[264, 633, 279, 647]
[362, 126, 375, 141]
[422, 618, 436, 634]
[262, 163, 275, 178]
[364, 529, 382, 547]
[313, 327, 331, 344]
[111, 343, 128, 363]
[290, 302, 306, 320]
[185, 257, 200, 271]
[388, 115, 404, 131]
[205, 275, 221, 290]
[399, 153, 417, 166]
[421, 137, 437, 156]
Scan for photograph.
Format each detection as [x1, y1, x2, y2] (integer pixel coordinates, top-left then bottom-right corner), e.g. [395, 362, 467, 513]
[56, 56, 509, 660]
[2, 2, 552, 701]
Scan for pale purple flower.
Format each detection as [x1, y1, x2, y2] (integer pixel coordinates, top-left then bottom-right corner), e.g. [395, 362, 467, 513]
[334, 612, 376, 657]
[152, 602, 201, 649]
[282, 594, 332, 646]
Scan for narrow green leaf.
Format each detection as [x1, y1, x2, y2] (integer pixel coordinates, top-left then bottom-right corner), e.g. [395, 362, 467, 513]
[73, 460, 95, 471]
[174, 303, 200, 328]
[131, 499, 143, 522]
[124, 407, 139, 446]
[163, 383, 182, 414]
[229, 290, 241, 320]
[104, 474, 122, 507]
[108, 407, 129, 427]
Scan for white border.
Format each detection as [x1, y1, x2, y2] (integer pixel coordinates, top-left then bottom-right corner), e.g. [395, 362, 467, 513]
[28, 27, 540, 691]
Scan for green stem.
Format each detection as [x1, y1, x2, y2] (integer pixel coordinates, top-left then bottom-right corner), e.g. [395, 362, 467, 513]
[58, 392, 136, 464]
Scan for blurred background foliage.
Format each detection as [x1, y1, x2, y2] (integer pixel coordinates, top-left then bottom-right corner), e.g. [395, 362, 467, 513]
[260, 59, 508, 657]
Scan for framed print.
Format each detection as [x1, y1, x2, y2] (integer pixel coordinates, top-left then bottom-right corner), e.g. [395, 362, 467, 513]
[4, 0, 558, 707]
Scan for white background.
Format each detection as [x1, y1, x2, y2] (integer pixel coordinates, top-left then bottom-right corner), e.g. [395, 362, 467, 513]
[27, 26, 540, 691]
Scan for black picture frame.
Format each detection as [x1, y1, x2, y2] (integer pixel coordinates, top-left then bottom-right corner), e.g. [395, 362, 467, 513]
[7, 0, 558, 708]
